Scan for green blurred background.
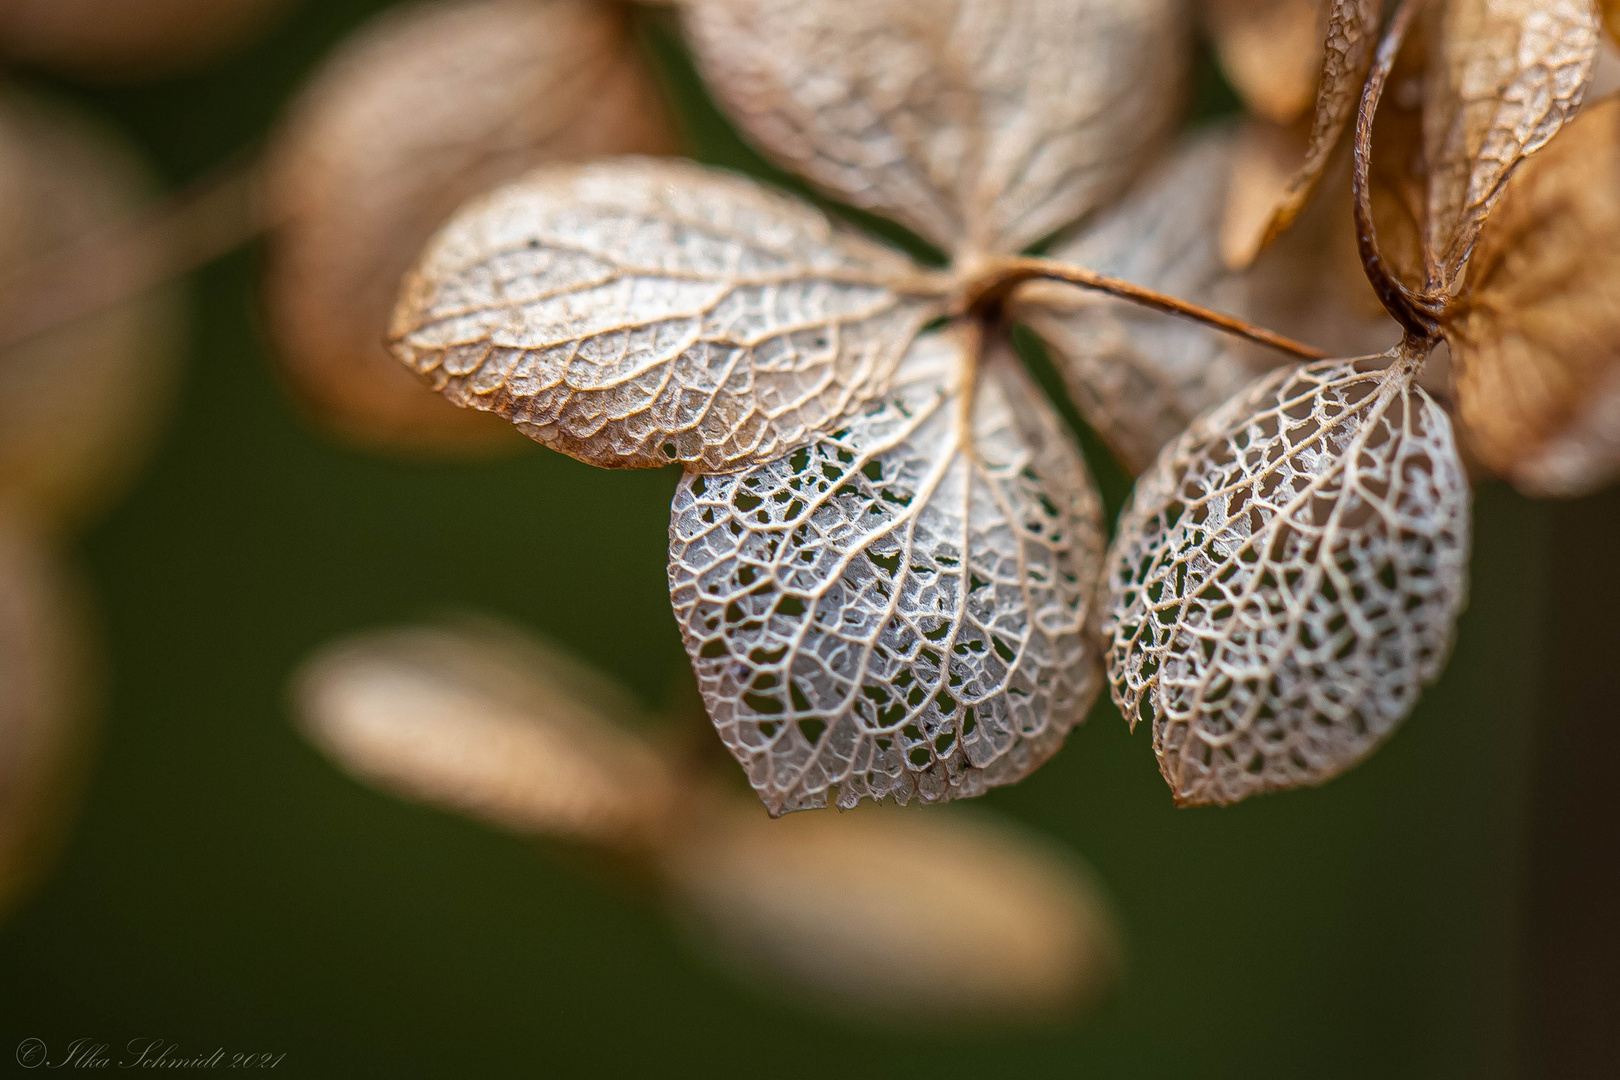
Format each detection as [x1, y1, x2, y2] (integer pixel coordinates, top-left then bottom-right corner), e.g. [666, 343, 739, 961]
[2, 2, 1615, 1076]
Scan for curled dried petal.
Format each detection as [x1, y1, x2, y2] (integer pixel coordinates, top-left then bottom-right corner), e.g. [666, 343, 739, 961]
[265, 0, 676, 454]
[682, 0, 1186, 257]
[0, 87, 183, 533]
[293, 622, 678, 848]
[391, 158, 946, 471]
[661, 803, 1121, 1022]
[0, 507, 96, 921]
[1012, 130, 1394, 474]
[0, 0, 290, 79]
[669, 329, 1104, 815]
[1104, 352, 1470, 806]
[1217, 0, 1383, 268]
[1446, 94, 1620, 496]
[1421, 0, 1600, 293]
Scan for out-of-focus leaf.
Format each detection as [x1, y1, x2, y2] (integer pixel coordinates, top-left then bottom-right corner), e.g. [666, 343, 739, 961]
[1206, 0, 1328, 125]
[661, 802, 1121, 1022]
[391, 158, 947, 471]
[294, 623, 677, 848]
[1421, 0, 1599, 294]
[1215, 0, 1383, 268]
[1103, 353, 1470, 806]
[0, 505, 96, 922]
[669, 329, 1103, 815]
[681, 0, 1186, 257]
[265, 0, 677, 454]
[1012, 130, 1394, 474]
[0, 86, 183, 534]
[293, 617, 1124, 1024]
[1445, 95, 1620, 496]
[0, 0, 291, 80]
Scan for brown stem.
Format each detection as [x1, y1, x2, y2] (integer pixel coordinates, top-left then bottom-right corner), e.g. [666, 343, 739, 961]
[959, 256, 1330, 361]
[0, 151, 267, 353]
[1352, 0, 1442, 343]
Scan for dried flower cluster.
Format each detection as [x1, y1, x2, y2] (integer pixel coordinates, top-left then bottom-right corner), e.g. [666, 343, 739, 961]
[379, 0, 1354, 816]
[272, 0, 1619, 816]
[7, 0, 1616, 1030]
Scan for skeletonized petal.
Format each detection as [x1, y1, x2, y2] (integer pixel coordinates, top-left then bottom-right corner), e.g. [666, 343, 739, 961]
[661, 803, 1121, 1022]
[264, 0, 676, 453]
[1104, 353, 1470, 806]
[682, 0, 1186, 257]
[1446, 94, 1620, 496]
[1422, 0, 1599, 293]
[293, 622, 677, 848]
[1012, 130, 1395, 474]
[390, 158, 945, 471]
[669, 330, 1104, 815]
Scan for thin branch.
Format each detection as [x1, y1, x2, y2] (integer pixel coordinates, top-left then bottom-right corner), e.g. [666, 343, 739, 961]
[1351, 0, 1442, 343]
[959, 256, 1330, 361]
[0, 150, 268, 352]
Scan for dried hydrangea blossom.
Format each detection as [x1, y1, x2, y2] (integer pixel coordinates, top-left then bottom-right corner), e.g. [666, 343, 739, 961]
[387, 0, 1366, 813]
[1104, 352, 1469, 804]
[294, 620, 1123, 1023]
[378, 0, 1620, 817]
[669, 331, 1103, 814]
